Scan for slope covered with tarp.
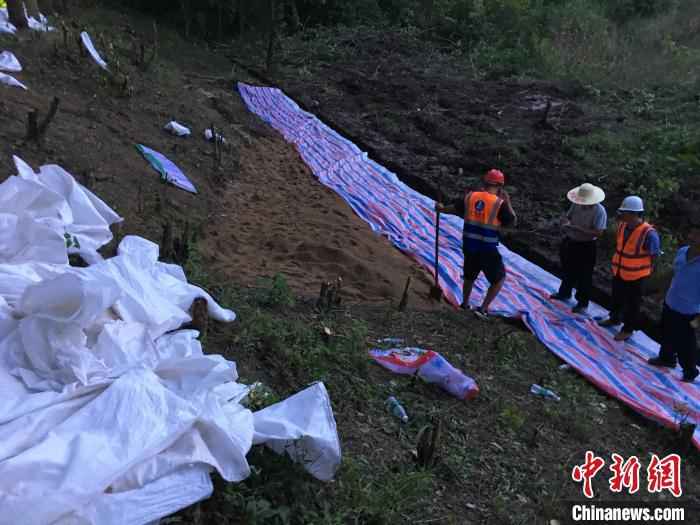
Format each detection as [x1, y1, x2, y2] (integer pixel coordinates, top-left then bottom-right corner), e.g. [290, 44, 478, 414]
[238, 82, 699, 451]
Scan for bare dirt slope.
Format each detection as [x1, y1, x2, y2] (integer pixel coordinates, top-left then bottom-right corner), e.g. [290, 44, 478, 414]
[200, 134, 436, 305]
[0, 15, 435, 307]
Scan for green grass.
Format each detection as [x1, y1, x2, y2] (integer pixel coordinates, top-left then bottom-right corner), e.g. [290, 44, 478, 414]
[175, 246, 700, 525]
[178, 261, 438, 524]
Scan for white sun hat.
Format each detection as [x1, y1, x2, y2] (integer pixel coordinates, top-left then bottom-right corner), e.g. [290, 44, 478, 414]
[567, 183, 605, 205]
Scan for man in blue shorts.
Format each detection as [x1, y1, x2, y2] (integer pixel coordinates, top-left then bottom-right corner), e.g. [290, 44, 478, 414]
[436, 169, 517, 319]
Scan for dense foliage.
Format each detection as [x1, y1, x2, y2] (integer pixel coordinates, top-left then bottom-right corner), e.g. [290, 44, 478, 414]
[107, 0, 700, 86]
[115, 0, 686, 34]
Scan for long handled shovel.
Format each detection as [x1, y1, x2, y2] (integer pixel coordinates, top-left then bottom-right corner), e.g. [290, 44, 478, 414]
[430, 207, 443, 301]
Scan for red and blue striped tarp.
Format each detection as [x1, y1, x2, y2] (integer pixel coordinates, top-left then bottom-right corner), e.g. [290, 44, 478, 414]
[238, 83, 699, 451]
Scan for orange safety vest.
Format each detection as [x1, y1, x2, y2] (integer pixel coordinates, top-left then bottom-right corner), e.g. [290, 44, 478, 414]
[463, 191, 503, 245]
[611, 222, 655, 281]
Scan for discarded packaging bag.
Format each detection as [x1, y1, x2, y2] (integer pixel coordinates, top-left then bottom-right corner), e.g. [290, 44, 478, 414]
[204, 128, 226, 143]
[136, 144, 198, 194]
[0, 52, 23, 89]
[0, 7, 53, 34]
[253, 382, 341, 482]
[0, 71, 26, 89]
[165, 121, 191, 137]
[80, 31, 108, 70]
[0, 50, 21, 72]
[369, 347, 479, 400]
[9, 156, 122, 264]
[0, 9, 13, 35]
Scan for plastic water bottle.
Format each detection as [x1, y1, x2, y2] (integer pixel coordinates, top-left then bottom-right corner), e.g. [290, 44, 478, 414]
[530, 384, 561, 402]
[418, 355, 480, 400]
[386, 396, 408, 423]
[377, 337, 405, 345]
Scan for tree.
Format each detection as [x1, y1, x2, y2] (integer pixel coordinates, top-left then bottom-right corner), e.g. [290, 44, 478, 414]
[6, 0, 28, 29]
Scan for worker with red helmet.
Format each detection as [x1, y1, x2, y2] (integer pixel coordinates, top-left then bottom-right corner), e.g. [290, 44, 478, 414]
[436, 169, 517, 319]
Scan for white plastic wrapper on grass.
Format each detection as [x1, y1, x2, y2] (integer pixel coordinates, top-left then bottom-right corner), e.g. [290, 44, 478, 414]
[204, 128, 226, 143]
[4, 156, 122, 264]
[0, 71, 26, 89]
[80, 31, 108, 70]
[165, 121, 191, 137]
[27, 13, 53, 32]
[0, 50, 21, 72]
[0, 8, 52, 34]
[253, 382, 341, 481]
[0, 8, 16, 34]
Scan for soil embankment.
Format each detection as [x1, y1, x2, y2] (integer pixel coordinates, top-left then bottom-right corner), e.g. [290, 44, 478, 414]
[0, 24, 437, 308]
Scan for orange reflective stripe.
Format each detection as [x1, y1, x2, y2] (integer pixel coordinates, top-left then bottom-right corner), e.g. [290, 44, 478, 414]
[634, 224, 652, 254]
[616, 223, 625, 249]
[614, 262, 653, 270]
[615, 251, 651, 259]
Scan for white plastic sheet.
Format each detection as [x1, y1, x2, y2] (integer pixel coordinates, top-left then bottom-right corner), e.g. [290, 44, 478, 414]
[164, 121, 191, 137]
[80, 31, 108, 71]
[0, 71, 26, 89]
[0, 158, 341, 524]
[0, 8, 53, 34]
[0, 50, 21, 72]
[253, 382, 341, 481]
[27, 12, 53, 32]
[0, 8, 16, 34]
[1, 156, 122, 264]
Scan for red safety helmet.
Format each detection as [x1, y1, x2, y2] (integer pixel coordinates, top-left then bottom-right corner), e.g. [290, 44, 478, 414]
[484, 169, 505, 186]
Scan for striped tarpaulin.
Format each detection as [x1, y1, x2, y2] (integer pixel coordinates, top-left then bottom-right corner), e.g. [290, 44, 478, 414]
[238, 83, 699, 450]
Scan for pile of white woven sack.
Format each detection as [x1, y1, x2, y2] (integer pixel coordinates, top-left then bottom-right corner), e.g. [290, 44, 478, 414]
[0, 6, 53, 34]
[0, 156, 341, 525]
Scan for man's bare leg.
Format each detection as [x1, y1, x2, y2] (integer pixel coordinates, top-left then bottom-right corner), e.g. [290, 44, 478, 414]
[481, 277, 505, 313]
[462, 279, 475, 308]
